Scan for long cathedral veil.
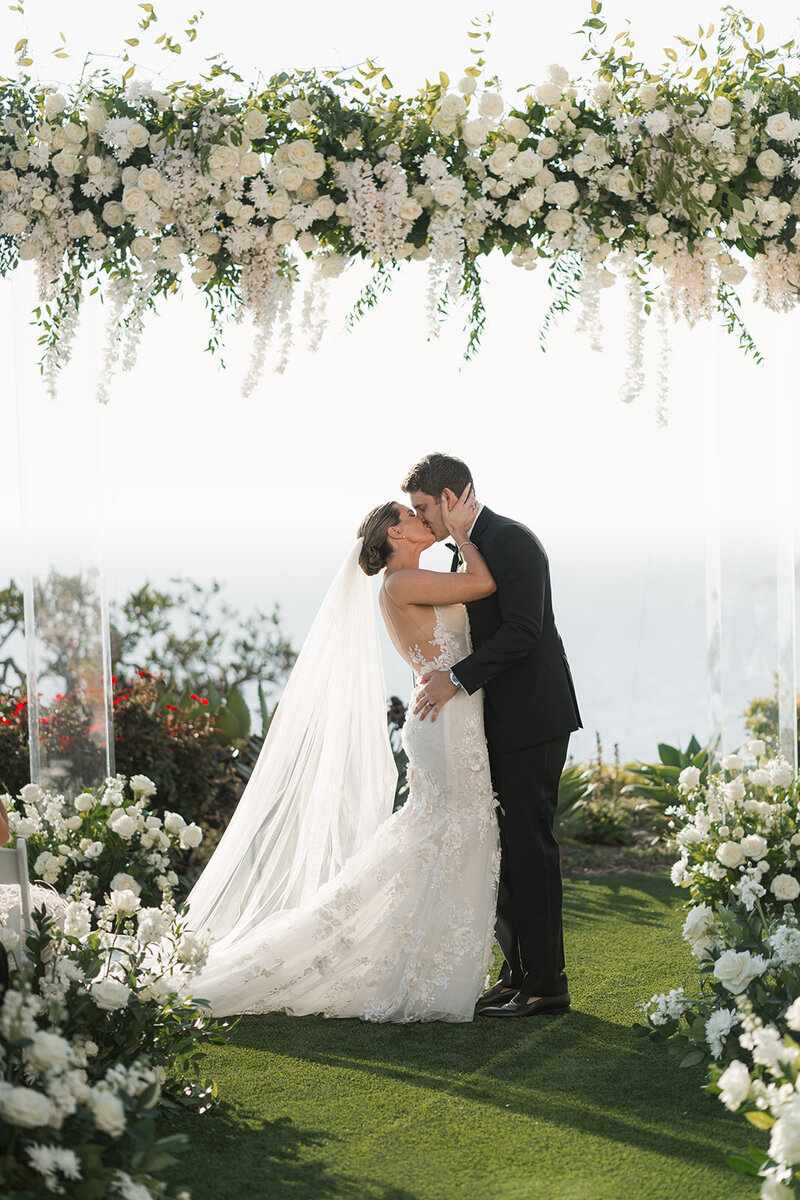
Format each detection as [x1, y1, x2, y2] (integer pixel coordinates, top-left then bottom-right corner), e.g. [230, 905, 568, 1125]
[184, 540, 397, 945]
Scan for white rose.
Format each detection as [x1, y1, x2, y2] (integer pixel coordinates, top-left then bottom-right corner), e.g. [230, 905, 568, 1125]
[399, 198, 423, 223]
[286, 138, 315, 167]
[592, 83, 613, 107]
[178, 822, 203, 849]
[208, 145, 240, 180]
[747, 740, 766, 759]
[749, 768, 770, 787]
[13, 817, 37, 837]
[572, 153, 594, 176]
[102, 201, 126, 228]
[295, 232, 315, 253]
[130, 774, 156, 797]
[0, 926, 19, 951]
[438, 93, 467, 121]
[163, 811, 186, 835]
[786, 997, 800, 1031]
[27, 1030, 72, 1073]
[757, 149, 785, 179]
[63, 121, 86, 144]
[264, 192, 291, 219]
[461, 119, 490, 149]
[302, 152, 325, 180]
[724, 776, 746, 803]
[766, 112, 794, 142]
[772, 874, 800, 901]
[2, 212, 28, 236]
[43, 92, 66, 116]
[721, 754, 744, 771]
[535, 82, 563, 107]
[239, 151, 262, 176]
[432, 177, 463, 207]
[279, 164, 304, 191]
[606, 165, 635, 197]
[713, 949, 767, 993]
[319, 253, 349, 277]
[110, 869, 141, 895]
[637, 85, 659, 111]
[0, 1086, 52, 1128]
[51, 149, 80, 176]
[271, 218, 296, 244]
[288, 99, 313, 122]
[740, 835, 768, 860]
[504, 116, 530, 140]
[770, 763, 794, 789]
[720, 263, 747, 285]
[137, 167, 162, 192]
[716, 841, 745, 869]
[544, 209, 572, 234]
[242, 109, 268, 139]
[487, 147, 515, 175]
[717, 1059, 751, 1110]
[678, 766, 701, 795]
[708, 96, 733, 126]
[90, 977, 131, 1011]
[547, 64, 570, 88]
[84, 841, 104, 859]
[431, 112, 456, 136]
[546, 180, 580, 208]
[127, 123, 150, 149]
[131, 236, 155, 260]
[770, 1114, 800, 1167]
[503, 201, 530, 227]
[109, 888, 141, 916]
[0, 170, 19, 192]
[312, 196, 336, 221]
[458, 76, 477, 95]
[512, 151, 541, 180]
[121, 186, 148, 214]
[109, 814, 136, 839]
[537, 138, 559, 160]
[521, 185, 544, 210]
[91, 1090, 126, 1136]
[479, 92, 505, 120]
[85, 103, 107, 133]
[73, 792, 94, 812]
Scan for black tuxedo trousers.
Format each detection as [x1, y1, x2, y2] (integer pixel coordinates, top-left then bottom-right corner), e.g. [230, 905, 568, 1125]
[452, 508, 581, 997]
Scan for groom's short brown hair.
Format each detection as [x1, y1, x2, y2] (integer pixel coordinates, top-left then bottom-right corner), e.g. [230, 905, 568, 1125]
[402, 453, 473, 498]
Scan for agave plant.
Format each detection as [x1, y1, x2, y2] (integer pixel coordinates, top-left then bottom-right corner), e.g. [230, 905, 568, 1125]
[624, 736, 709, 813]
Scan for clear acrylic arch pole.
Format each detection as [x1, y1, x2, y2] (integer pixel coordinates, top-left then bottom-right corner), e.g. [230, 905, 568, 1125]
[10, 267, 114, 795]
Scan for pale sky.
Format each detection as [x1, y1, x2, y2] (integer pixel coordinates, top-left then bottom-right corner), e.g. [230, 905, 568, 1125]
[1, 0, 798, 761]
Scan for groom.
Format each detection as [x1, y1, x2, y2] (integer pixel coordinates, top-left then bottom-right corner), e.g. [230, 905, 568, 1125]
[402, 453, 582, 1018]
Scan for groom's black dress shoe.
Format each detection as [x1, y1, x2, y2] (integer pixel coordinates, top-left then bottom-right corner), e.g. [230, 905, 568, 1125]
[479, 991, 571, 1018]
[475, 982, 519, 1010]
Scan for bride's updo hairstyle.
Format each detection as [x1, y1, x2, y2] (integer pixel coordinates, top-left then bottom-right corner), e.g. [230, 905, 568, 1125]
[357, 502, 400, 576]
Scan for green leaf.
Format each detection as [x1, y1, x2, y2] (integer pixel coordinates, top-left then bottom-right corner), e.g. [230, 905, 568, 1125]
[745, 1110, 775, 1130]
[726, 1156, 759, 1176]
[679, 1049, 706, 1068]
[224, 684, 251, 736]
[439, 71, 450, 88]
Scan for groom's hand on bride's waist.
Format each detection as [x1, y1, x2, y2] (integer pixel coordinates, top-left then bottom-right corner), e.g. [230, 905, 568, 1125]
[414, 670, 459, 722]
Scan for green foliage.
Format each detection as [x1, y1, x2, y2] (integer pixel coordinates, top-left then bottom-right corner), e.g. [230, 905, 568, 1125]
[625, 735, 709, 811]
[744, 675, 800, 762]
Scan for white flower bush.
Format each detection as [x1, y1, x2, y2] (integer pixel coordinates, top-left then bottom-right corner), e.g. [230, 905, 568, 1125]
[0, 774, 223, 1197]
[1, 9, 800, 409]
[2, 774, 202, 909]
[639, 750, 800, 1195]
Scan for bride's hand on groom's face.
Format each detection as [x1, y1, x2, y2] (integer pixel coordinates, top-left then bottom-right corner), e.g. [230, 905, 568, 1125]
[441, 484, 476, 540]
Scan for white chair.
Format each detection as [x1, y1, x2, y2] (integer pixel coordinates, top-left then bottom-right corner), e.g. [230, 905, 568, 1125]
[0, 837, 32, 965]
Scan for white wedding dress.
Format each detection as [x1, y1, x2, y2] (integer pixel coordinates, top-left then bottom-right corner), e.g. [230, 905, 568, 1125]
[186, 575, 501, 1023]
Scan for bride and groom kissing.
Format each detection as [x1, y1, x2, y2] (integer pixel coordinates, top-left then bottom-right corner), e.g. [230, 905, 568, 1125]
[185, 452, 582, 1023]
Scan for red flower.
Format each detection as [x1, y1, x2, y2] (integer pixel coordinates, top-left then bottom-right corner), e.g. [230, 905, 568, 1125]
[200, 697, 209, 706]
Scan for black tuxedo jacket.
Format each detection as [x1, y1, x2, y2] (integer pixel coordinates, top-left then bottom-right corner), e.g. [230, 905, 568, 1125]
[452, 507, 582, 753]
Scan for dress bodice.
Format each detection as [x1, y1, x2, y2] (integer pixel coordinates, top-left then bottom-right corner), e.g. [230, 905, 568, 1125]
[406, 604, 472, 680]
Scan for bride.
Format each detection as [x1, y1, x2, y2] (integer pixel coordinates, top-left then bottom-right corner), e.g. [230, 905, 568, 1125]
[184, 486, 501, 1022]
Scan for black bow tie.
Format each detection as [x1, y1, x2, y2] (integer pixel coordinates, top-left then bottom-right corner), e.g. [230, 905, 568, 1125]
[446, 542, 460, 572]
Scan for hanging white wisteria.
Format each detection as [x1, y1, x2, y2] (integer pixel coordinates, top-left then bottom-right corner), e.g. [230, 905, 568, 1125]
[1, 5, 800, 404]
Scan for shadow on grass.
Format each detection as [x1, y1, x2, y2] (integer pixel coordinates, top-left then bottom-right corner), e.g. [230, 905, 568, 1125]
[164, 1106, 422, 1200]
[561, 873, 676, 931]
[224, 1006, 745, 1177]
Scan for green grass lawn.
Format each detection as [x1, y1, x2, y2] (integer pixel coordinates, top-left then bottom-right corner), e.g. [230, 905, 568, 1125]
[164, 874, 758, 1200]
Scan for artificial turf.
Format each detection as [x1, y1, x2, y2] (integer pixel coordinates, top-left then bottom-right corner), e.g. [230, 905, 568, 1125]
[164, 874, 758, 1200]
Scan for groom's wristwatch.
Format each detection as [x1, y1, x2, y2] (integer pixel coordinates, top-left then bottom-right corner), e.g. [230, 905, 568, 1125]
[449, 670, 462, 690]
